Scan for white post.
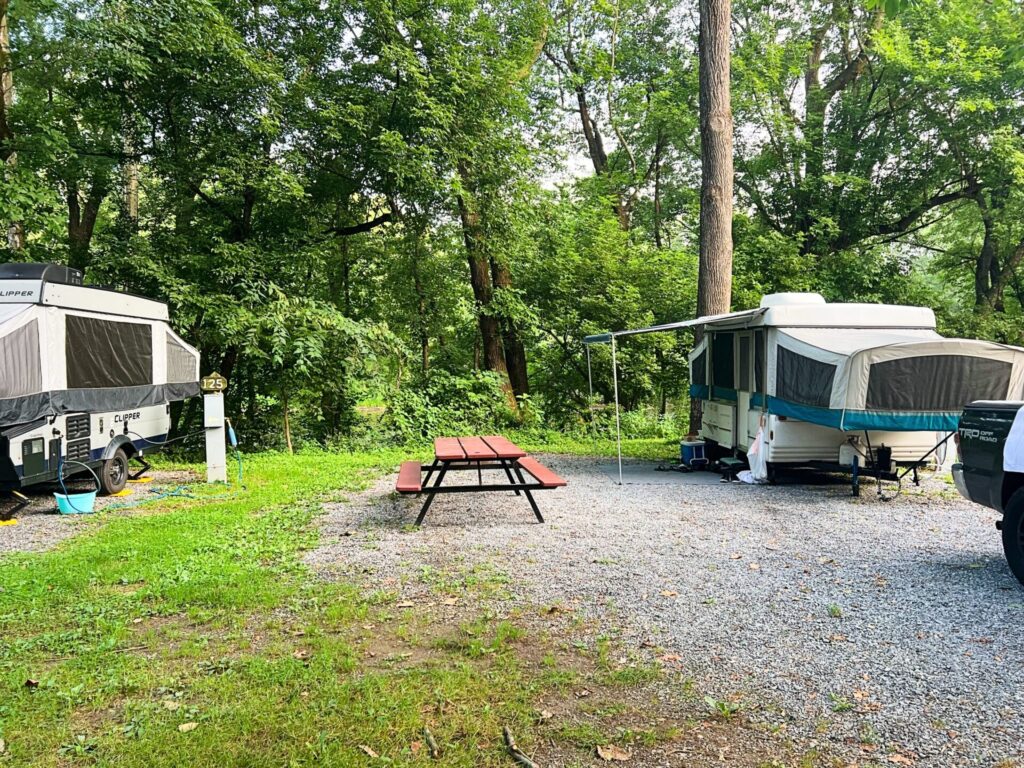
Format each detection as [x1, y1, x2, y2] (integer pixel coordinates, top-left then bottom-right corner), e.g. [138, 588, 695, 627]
[204, 392, 227, 483]
[611, 336, 623, 486]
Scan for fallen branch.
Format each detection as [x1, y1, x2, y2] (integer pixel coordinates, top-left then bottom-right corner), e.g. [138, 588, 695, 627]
[502, 726, 538, 768]
[422, 726, 440, 759]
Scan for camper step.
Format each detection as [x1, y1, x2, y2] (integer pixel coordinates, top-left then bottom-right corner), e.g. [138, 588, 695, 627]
[718, 456, 745, 482]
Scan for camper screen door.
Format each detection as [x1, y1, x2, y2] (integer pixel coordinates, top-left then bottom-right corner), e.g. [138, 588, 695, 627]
[66, 315, 153, 388]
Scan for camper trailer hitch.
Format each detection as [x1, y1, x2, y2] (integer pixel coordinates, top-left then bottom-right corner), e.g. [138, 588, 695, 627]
[0, 490, 29, 523]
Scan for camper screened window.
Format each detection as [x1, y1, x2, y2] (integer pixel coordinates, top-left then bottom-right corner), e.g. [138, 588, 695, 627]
[738, 335, 751, 391]
[776, 346, 835, 408]
[754, 330, 766, 393]
[866, 355, 1012, 411]
[166, 333, 197, 384]
[711, 333, 735, 389]
[691, 348, 707, 386]
[0, 320, 42, 398]
[66, 316, 153, 389]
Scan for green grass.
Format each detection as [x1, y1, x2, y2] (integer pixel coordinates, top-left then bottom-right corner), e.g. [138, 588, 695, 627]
[0, 435, 694, 766]
[0, 450, 563, 766]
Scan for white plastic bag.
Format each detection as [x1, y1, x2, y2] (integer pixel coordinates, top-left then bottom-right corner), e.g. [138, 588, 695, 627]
[747, 416, 769, 483]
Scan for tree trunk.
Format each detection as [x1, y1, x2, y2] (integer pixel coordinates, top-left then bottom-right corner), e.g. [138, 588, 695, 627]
[565, 71, 629, 229]
[694, 0, 734, 432]
[180, 396, 199, 440]
[456, 165, 510, 382]
[0, 0, 24, 250]
[169, 400, 184, 439]
[67, 179, 108, 272]
[282, 386, 293, 455]
[123, 149, 139, 228]
[491, 257, 529, 398]
[220, 346, 239, 384]
[696, 0, 737, 319]
[467, 249, 507, 376]
[653, 137, 664, 249]
[342, 237, 352, 316]
[697, 0, 734, 320]
[975, 208, 997, 307]
[412, 251, 430, 371]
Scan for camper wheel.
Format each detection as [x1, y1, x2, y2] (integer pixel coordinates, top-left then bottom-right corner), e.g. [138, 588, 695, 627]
[99, 449, 129, 496]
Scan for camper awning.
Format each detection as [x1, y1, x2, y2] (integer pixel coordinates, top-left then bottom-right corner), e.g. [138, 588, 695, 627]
[583, 308, 767, 344]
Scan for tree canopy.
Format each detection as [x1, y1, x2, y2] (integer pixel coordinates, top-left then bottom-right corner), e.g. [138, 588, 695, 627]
[2, 0, 1022, 447]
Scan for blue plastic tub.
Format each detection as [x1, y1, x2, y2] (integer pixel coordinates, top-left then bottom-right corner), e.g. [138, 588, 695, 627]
[54, 491, 98, 515]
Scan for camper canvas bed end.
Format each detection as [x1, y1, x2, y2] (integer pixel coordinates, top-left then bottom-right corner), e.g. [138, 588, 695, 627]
[0, 263, 200, 513]
[585, 293, 1024, 489]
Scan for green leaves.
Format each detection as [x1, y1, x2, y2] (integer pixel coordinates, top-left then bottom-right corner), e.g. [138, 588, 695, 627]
[865, 0, 916, 15]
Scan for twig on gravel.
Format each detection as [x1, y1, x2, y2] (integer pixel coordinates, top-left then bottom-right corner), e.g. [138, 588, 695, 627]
[502, 726, 538, 768]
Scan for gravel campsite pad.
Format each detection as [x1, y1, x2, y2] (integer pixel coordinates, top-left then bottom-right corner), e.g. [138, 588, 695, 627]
[0, 470, 198, 556]
[309, 456, 1024, 767]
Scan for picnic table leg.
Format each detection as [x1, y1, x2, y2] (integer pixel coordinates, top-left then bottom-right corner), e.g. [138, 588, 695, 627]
[421, 458, 439, 491]
[499, 458, 521, 496]
[416, 462, 449, 526]
[512, 464, 544, 523]
[477, 460, 482, 485]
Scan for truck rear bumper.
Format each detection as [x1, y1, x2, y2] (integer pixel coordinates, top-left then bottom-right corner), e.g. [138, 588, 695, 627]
[952, 463, 970, 501]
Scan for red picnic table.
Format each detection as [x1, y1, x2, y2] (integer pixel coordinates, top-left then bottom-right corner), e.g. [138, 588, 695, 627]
[396, 436, 566, 525]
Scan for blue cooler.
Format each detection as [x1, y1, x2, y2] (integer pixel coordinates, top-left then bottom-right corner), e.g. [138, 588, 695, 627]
[680, 439, 708, 469]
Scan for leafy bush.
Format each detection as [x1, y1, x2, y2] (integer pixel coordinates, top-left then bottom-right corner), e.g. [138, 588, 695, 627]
[378, 370, 520, 444]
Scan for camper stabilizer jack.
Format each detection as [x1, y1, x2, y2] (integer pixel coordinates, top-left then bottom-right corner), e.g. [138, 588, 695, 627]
[0, 490, 28, 523]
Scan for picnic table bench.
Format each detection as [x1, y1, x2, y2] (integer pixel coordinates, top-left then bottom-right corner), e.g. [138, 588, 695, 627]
[396, 436, 566, 525]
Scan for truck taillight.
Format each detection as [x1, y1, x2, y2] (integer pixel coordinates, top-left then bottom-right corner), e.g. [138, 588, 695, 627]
[953, 431, 961, 462]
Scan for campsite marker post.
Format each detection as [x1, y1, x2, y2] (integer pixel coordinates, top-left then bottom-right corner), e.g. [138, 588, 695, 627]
[202, 373, 228, 484]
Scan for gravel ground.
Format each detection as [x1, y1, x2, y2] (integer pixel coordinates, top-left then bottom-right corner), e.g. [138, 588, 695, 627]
[0, 470, 197, 556]
[308, 456, 1024, 768]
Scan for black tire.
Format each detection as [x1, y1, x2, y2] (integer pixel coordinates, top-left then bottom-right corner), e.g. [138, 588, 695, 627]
[99, 448, 129, 496]
[1002, 489, 1024, 586]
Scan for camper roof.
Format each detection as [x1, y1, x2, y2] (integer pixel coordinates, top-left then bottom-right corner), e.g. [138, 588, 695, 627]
[0, 263, 169, 321]
[583, 293, 936, 343]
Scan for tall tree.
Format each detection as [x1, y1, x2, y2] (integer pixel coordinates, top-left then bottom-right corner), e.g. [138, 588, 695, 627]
[697, 0, 734, 320]
[694, 0, 734, 428]
[0, 0, 23, 250]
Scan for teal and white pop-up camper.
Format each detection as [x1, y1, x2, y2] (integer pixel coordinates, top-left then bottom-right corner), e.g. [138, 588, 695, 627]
[688, 292, 1024, 463]
[0, 263, 200, 502]
[585, 292, 1024, 486]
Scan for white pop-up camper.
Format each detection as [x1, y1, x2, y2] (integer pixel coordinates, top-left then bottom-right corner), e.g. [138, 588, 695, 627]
[0, 263, 200, 497]
[585, 292, 1024, 487]
[686, 292, 1024, 466]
